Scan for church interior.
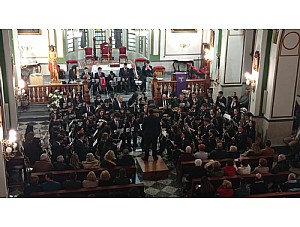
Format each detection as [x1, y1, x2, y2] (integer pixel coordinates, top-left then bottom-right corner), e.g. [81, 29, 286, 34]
[1, 28, 300, 200]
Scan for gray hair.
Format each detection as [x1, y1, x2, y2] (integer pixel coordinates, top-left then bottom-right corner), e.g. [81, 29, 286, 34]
[40, 153, 49, 161]
[195, 159, 202, 167]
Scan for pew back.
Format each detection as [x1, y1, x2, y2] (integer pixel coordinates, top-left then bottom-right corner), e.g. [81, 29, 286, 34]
[32, 165, 136, 184]
[30, 183, 145, 198]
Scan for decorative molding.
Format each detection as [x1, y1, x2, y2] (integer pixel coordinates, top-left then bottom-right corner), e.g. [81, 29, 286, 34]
[17, 29, 41, 35]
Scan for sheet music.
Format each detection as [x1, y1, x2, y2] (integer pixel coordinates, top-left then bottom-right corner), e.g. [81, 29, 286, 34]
[117, 140, 122, 150]
[223, 113, 231, 120]
[93, 129, 98, 138]
[162, 130, 167, 137]
[126, 128, 130, 133]
[131, 127, 134, 132]
[93, 139, 98, 147]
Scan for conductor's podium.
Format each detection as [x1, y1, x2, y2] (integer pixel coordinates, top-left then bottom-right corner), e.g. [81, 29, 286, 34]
[136, 156, 169, 181]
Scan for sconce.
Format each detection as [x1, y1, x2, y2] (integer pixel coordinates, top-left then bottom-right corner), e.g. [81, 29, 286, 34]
[245, 72, 256, 92]
[2, 129, 18, 161]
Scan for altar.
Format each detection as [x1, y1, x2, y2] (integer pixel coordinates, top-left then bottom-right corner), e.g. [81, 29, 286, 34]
[91, 63, 132, 75]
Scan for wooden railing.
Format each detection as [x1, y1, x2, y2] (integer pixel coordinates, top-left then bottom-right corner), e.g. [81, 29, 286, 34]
[152, 76, 211, 101]
[27, 84, 84, 104]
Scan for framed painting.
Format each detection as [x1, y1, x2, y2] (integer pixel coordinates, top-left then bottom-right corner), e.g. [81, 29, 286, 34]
[171, 29, 197, 33]
[17, 29, 42, 35]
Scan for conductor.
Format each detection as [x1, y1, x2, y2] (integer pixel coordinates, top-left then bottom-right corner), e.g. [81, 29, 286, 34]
[142, 108, 161, 161]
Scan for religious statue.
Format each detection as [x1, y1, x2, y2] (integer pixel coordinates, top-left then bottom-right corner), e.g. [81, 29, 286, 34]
[48, 45, 59, 82]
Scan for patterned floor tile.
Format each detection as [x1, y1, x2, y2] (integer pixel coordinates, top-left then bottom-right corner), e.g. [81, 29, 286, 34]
[144, 187, 160, 196]
[155, 191, 172, 198]
[142, 181, 157, 187]
[156, 179, 173, 186]
[151, 182, 168, 190]
[161, 186, 179, 194]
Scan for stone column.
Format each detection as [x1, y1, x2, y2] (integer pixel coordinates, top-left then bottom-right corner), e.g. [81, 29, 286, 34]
[260, 29, 300, 146]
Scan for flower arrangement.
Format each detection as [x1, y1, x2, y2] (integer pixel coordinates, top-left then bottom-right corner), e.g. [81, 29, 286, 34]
[47, 89, 63, 109]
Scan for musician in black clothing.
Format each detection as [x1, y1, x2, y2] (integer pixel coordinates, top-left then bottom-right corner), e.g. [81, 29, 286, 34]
[74, 132, 88, 162]
[93, 67, 104, 95]
[119, 62, 130, 94]
[68, 65, 77, 83]
[128, 93, 139, 114]
[124, 114, 139, 151]
[215, 91, 227, 114]
[235, 126, 248, 152]
[142, 108, 161, 161]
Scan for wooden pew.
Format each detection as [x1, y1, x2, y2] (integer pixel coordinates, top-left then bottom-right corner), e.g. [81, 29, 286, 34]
[32, 165, 137, 184]
[30, 183, 145, 198]
[238, 190, 300, 198]
[177, 155, 275, 186]
[189, 171, 291, 197]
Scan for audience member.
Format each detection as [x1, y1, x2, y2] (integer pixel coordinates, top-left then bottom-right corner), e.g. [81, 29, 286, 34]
[114, 168, 131, 185]
[249, 173, 268, 194]
[237, 159, 251, 175]
[53, 155, 69, 171]
[209, 142, 227, 159]
[118, 149, 135, 166]
[101, 150, 118, 168]
[270, 154, 290, 174]
[82, 171, 99, 188]
[82, 153, 100, 170]
[69, 153, 83, 170]
[206, 160, 225, 177]
[217, 180, 234, 197]
[193, 176, 216, 198]
[260, 140, 275, 156]
[234, 178, 250, 196]
[194, 144, 208, 160]
[186, 159, 207, 190]
[24, 175, 42, 197]
[62, 172, 82, 190]
[41, 173, 62, 192]
[223, 159, 237, 176]
[280, 173, 300, 192]
[251, 158, 270, 174]
[33, 153, 53, 172]
[226, 145, 240, 159]
[99, 170, 113, 186]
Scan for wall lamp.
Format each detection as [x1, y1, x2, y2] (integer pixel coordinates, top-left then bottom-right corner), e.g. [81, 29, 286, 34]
[2, 129, 18, 161]
[245, 72, 256, 92]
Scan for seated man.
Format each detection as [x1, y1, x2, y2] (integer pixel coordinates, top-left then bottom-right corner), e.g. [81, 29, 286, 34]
[33, 153, 53, 172]
[283, 126, 300, 149]
[271, 154, 290, 174]
[249, 173, 268, 195]
[280, 173, 300, 192]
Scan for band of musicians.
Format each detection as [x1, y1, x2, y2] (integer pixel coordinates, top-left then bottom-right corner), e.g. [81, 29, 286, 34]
[25, 68, 257, 173]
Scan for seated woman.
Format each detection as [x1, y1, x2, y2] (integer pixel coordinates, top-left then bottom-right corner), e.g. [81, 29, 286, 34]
[69, 153, 83, 170]
[101, 150, 118, 168]
[82, 153, 100, 170]
[217, 180, 234, 197]
[223, 159, 237, 176]
[251, 158, 270, 174]
[192, 176, 216, 198]
[82, 171, 99, 188]
[114, 168, 131, 185]
[99, 170, 114, 186]
[236, 159, 251, 175]
[241, 143, 262, 157]
[206, 160, 225, 177]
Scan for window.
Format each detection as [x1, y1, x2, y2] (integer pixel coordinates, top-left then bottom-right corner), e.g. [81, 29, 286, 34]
[66, 29, 74, 52]
[127, 29, 136, 51]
